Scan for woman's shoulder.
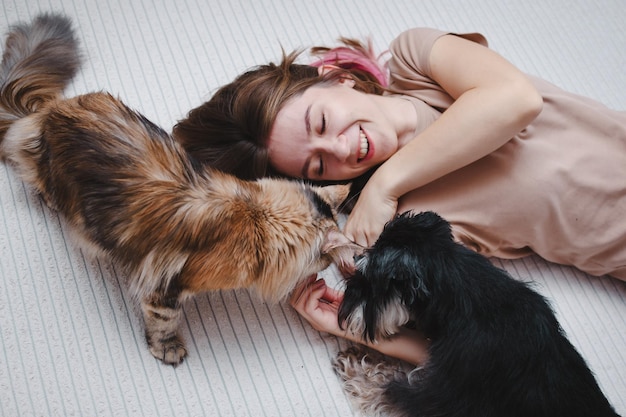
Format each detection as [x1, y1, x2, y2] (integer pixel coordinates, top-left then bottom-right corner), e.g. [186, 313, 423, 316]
[390, 27, 488, 57]
[390, 28, 447, 56]
[392, 27, 449, 43]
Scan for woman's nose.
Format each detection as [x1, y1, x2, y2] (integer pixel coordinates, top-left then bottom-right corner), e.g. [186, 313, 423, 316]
[325, 134, 350, 162]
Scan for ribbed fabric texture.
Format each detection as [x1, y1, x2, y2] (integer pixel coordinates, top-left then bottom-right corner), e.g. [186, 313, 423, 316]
[1, 1, 624, 415]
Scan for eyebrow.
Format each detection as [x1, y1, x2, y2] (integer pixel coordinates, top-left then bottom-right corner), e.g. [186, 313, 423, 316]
[301, 104, 313, 179]
[305, 104, 312, 135]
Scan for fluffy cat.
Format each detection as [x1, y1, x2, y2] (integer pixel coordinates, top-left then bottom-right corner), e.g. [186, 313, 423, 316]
[0, 14, 356, 365]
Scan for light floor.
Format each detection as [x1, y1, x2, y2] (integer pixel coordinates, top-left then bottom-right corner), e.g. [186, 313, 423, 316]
[1, 1, 625, 415]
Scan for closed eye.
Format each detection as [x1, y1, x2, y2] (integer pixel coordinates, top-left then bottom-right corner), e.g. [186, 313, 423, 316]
[308, 154, 325, 179]
[317, 155, 324, 177]
[320, 113, 326, 134]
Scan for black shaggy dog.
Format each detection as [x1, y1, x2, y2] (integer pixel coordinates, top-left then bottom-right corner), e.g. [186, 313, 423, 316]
[335, 210, 620, 417]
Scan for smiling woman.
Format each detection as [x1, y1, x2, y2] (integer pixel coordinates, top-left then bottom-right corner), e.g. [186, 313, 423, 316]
[173, 27, 626, 365]
[266, 80, 415, 181]
[172, 44, 389, 183]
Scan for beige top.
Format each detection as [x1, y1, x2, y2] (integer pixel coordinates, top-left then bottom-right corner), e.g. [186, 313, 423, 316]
[387, 28, 626, 279]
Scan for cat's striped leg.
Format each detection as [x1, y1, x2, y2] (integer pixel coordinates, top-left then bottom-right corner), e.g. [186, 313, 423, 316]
[141, 287, 187, 366]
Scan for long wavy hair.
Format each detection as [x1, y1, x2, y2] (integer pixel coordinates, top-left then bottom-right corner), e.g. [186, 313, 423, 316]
[173, 38, 389, 209]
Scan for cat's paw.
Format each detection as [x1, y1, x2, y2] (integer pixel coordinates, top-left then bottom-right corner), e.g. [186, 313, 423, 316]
[141, 293, 186, 366]
[148, 333, 187, 366]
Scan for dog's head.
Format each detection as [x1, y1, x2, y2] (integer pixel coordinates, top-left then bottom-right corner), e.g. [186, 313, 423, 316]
[338, 211, 454, 342]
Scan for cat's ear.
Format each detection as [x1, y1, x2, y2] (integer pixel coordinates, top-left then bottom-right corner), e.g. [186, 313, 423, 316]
[315, 183, 351, 209]
[322, 228, 360, 276]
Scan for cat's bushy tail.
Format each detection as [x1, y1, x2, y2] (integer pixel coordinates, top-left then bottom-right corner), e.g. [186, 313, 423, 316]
[0, 13, 81, 140]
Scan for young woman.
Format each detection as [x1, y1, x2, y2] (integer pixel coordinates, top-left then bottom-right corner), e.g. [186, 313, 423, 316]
[173, 28, 626, 364]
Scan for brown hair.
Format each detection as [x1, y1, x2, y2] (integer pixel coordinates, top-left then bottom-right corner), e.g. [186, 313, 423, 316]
[173, 40, 386, 183]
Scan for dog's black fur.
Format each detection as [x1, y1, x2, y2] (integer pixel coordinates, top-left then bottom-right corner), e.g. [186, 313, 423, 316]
[338, 211, 620, 417]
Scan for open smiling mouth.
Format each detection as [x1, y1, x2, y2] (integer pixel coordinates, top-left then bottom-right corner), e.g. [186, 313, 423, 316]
[358, 127, 370, 162]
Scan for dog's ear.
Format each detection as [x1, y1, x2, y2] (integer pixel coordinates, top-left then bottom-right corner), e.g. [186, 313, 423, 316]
[337, 270, 370, 329]
[364, 210, 450, 305]
[367, 246, 430, 306]
[339, 269, 405, 343]
[340, 251, 425, 342]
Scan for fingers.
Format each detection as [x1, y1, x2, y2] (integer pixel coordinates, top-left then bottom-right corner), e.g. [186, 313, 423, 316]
[289, 274, 318, 308]
[289, 275, 347, 329]
[291, 274, 344, 305]
[342, 183, 399, 247]
[343, 203, 386, 248]
[319, 283, 344, 305]
[344, 219, 380, 248]
[298, 279, 328, 313]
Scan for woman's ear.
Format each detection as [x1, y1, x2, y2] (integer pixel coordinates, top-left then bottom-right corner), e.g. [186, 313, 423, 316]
[340, 77, 356, 88]
[317, 65, 356, 88]
[317, 64, 339, 76]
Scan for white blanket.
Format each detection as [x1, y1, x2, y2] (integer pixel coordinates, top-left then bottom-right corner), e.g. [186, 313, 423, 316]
[1, 1, 624, 415]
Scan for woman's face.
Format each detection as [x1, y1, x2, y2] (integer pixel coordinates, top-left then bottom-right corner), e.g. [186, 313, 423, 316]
[267, 81, 402, 181]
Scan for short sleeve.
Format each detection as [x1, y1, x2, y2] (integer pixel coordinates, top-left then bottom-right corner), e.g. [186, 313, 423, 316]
[387, 28, 488, 110]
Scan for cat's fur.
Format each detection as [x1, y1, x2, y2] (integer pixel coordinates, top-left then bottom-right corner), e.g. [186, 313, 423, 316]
[0, 14, 356, 365]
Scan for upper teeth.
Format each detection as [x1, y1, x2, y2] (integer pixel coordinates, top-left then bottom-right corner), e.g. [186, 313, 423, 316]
[359, 129, 369, 160]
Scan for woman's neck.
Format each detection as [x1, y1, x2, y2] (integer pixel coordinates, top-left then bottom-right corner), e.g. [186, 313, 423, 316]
[379, 94, 419, 149]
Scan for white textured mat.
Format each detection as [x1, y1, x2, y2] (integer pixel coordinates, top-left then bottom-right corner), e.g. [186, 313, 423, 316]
[1, 1, 625, 416]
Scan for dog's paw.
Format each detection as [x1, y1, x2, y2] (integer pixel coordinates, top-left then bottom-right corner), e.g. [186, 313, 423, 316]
[333, 346, 415, 416]
[148, 333, 187, 366]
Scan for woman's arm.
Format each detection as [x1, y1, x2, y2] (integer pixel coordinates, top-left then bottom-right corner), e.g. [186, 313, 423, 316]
[290, 275, 429, 366]
[345, 34, 543, 247]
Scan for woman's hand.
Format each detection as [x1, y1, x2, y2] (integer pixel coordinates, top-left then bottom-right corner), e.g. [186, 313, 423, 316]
[290, 275, 431, 366]
[342, 34, 543, 250]
[290, 274, 349, 337]
[343, 178, 398, 248]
